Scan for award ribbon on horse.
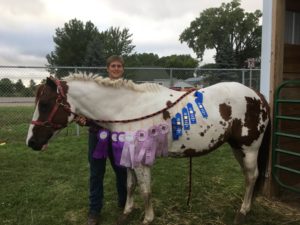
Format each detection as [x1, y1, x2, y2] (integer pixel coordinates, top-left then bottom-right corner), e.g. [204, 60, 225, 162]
[194, 91, 208, 119]
[187, 103, 197, 124]
[120, 132, 136, 168]
[111, 132, 125, 167]
[156, 123, 169, 157]
[93, 129, 110, 159]
[182, 107, 190, 130]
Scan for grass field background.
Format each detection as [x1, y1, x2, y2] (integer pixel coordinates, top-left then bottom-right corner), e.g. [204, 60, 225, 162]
[1, 107, 300, 225]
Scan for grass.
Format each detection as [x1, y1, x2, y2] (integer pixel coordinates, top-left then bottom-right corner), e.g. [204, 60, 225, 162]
[1, 107, 300, 224]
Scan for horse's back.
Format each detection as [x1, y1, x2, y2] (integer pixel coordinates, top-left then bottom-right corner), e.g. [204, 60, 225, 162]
[169, 82, 269, 156]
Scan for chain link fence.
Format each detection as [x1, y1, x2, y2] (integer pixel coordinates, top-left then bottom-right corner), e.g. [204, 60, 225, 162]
[0, 66, 260, 143]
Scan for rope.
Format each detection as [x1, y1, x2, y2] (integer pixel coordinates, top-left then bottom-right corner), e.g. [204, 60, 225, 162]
[187, 156, 193, 206]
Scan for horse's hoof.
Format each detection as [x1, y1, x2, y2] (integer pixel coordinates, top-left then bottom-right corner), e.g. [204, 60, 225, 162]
[234, 211, 246, 224]
[115, 214, 129, 225]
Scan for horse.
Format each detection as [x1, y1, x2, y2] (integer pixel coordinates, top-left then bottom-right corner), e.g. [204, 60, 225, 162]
[26, 74, 270, 225]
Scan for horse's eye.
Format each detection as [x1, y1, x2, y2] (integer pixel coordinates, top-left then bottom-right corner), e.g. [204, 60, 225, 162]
[39, 102, 49, 112]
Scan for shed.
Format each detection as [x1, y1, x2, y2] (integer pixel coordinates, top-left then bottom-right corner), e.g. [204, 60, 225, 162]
[261, 0, 300, 199]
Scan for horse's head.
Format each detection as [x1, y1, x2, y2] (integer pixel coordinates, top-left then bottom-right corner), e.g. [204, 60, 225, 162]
[26, 77, 74, 150]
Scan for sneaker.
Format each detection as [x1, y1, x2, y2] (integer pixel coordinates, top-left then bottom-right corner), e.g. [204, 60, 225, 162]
[87, 213, 100, 225]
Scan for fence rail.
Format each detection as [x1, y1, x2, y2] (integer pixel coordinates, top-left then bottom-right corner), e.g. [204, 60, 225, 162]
[0, 66, 260, 143]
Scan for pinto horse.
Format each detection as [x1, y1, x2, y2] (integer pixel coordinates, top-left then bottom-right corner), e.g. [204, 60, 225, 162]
[26, 74, 270, 225]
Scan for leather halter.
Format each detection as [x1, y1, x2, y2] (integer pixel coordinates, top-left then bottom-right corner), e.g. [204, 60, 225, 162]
[31, 79, 71, 130]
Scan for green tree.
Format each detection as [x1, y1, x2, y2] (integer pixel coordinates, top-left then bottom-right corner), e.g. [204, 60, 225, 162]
[100, 27, 135, 57]
[0, 78, 15, 96]
[157, 54, 198, 80]
[15, 79, 26, 95]
[46, 18, 99, 78]
[124, 53, 159, 67]
[179, 0, 262, 68]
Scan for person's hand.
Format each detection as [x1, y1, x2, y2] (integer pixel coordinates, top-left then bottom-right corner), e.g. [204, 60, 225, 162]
[73, 115, 87, 126]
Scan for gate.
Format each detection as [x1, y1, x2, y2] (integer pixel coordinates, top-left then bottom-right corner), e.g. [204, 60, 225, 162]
[272, 80, 300, 193]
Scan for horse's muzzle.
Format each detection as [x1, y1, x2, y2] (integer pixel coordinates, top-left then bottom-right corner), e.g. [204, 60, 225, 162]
[27, 137, 47, 151]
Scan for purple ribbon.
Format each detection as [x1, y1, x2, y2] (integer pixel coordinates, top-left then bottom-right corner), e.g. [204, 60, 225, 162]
[117, 123, 170, 168]
[120, 132, 136, 168]
[156, 123, 169, 157]
[111, 132, 125, 167]
[93, 129, 110, 159]
[135, 126, 157, 166]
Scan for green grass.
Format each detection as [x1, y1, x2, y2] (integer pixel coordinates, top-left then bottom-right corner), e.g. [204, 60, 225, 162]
[1, 107, 300, 224]
[1, 135, 300, 225]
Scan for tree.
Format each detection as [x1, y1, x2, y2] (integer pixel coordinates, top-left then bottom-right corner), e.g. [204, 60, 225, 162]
[15, 79, 25, 93]
[157, 54, 199, 79]
[124, 53, 159, 67]
[0, 78, 15, 96]
[46, 19, 135, 78]
[46, 18, 99, 78]
[100, 27, 135, 57]
[179, 0, 262, 68]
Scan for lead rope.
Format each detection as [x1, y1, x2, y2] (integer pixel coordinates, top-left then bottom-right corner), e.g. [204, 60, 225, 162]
[187, 156, 192, 206]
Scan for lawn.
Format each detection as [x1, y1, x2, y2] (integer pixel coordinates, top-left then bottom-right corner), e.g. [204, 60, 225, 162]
[0, 107, 300, 225]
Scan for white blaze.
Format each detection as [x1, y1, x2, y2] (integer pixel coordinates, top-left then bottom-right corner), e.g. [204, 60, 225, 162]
[26, 104, 39, 145]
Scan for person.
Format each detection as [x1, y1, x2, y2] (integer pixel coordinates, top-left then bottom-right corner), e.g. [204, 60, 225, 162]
[75, 55, 127, 225]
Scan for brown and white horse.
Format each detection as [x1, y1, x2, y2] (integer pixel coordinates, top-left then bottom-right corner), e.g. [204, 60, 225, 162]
[26, 74, 270, 224]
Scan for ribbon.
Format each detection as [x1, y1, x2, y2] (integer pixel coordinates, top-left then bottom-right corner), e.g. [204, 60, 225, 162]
[111, 132, 125, 167]
[194, 91, 208, 119]
[120, 132, 136, 168]
[156, 123, 169, 157]
[187, 103, 197, 124]
[175, 113, 183, 136]
[182, 107, 190, 130]
[171, 117, 179, 140]
[93, 129, 110, 159]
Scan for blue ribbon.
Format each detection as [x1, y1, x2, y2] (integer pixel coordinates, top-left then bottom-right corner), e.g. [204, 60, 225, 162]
[194, 91, 208, 119]
[182, 107, 190, 130]
[187, 103, 197, 124]
[171, 118, 179, 140]
[175, 113, 183, 136]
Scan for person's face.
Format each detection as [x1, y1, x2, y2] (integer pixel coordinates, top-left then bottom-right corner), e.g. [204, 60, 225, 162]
[107, 60, 124, 80]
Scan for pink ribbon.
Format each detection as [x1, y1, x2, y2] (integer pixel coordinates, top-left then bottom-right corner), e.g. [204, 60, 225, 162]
[120, 132, 136, 168]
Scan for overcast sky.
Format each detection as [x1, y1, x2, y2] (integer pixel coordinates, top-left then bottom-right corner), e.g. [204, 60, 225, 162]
[0, 0, 262, 66]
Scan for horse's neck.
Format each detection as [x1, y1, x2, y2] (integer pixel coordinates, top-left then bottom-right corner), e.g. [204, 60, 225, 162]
[67, 80, 182, 121]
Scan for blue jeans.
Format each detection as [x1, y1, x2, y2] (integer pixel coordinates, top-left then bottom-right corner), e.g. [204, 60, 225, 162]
[88, 131, 127, 214]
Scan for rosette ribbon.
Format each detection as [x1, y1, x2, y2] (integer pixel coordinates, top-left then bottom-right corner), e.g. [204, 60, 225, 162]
[93, 129, 110, 159]
[120, 132, 136, 168]
[111, 132, 125, 167]
[156, 123, 169, 157]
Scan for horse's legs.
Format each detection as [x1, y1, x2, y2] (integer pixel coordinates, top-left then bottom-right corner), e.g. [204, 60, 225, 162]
[124, 168, 137, 214]
[134, 165, 154, 225]
[233, 147, 259, 224]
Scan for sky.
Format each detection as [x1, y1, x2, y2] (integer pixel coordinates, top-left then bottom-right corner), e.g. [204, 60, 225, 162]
[0, 0, 262, 67]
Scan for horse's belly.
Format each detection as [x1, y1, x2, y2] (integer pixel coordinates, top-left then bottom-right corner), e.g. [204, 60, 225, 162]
[168, 124, 226, 157]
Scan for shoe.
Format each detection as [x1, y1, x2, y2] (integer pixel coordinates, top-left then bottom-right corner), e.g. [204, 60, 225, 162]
[87, 213, 100, 225]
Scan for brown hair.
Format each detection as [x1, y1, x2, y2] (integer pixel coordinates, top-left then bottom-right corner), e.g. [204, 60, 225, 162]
[106, 55, 124, 67]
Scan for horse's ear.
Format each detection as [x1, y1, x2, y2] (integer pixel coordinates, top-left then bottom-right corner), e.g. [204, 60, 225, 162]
[46, 77, 57, 91]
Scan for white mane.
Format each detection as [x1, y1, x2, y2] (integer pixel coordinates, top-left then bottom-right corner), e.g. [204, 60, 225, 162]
[63, 73, 162, 92]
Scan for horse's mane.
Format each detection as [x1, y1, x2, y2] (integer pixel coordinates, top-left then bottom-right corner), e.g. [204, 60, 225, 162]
[63, 73, 162, 92]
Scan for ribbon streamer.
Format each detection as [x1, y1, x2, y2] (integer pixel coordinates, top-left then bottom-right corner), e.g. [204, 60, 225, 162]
[111, 132, 125, 167]
[93, 129, 110, 159]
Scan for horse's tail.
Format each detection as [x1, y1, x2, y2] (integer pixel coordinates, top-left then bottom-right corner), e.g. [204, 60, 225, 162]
[254, 120, 271, 196]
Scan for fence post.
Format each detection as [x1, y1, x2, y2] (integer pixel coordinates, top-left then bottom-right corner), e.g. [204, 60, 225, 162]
[249, 68, 253, 88]
[170, 68, 174, 87]
[242, 70, 245, 85]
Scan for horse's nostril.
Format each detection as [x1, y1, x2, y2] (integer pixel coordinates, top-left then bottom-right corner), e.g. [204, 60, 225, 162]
[28, 139, 35, 148]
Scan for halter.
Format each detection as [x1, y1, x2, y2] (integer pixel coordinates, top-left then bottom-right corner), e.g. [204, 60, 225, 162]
[31, 78, 72, 129]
